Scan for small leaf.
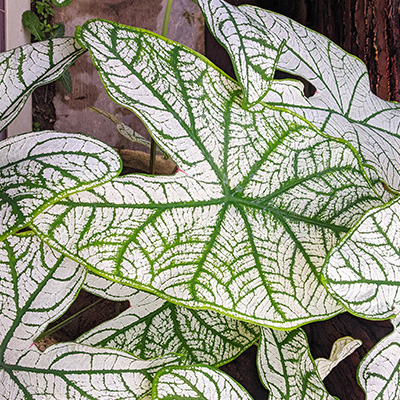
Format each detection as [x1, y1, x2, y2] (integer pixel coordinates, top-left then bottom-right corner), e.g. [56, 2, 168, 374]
[89, 106, 152, 149]
[78, 272, 259, 366]
[58, 69, 72, 93]
[315, 336, 362, 380]
[152, 365, 253, 400]
[51, 0, 72, 6]
[197, 0, 400, 192]
[51, 22, 66, 38]
[0, 131, 122, 241]
[0, 233, 183, 400]
[22, 11, 46, 42]
[358, 315, 400, 400]
[257, 327, 335, 399]
[323, 198, 400, 320]
[0, 38, 85, 131]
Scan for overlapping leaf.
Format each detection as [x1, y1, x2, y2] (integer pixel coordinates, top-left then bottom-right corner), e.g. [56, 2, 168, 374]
[323, 198, 400, 320]
[197, 0, 400, 192]
[0, 38, 84, 131]
[0, 233, 85, 364]
[152, 365, 253, 400]
[1, 342, 183, 400]
[358, 315, 400, 400]
[315, 336, 362, 380]
[31, 19, 383, 329]
[0, 233, 183, 400]
[78, 272, 259, 366]
[0, 130, 122, 241]
[257, 327, 336, 399]
[198, 0, 284, 107]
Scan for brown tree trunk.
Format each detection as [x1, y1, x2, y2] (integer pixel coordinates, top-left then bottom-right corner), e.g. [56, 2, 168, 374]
[206, 1, 399, 399]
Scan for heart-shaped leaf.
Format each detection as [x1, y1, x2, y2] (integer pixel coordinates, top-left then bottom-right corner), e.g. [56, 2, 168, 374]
[197, 0, 400, 192]
[0, 130, 122, 241]
[257, 327, 335, 399]
[0, 233, 183, 399]
[358, 315, 400, 400]
[152, 365, 253, 400]
[0, 38, 84, 131]
[323, 198, 400, 320]
[32, 19, 382, 329]
[78, 272, 259, 366]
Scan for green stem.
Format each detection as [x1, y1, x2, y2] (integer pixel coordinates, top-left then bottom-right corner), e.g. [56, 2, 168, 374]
[162, 0, 174, 37]
[35, 298, 105, 341]
[149, 0, 174, 174]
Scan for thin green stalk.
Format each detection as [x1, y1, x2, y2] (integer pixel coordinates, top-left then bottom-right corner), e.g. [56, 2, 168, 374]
[162, 0, 174, 37]
[35, 298, 105, 341]
[149, 0, 174, 174]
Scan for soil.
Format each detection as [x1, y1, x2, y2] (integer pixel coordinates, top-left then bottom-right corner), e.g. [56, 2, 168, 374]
[32, 83, 56, 130]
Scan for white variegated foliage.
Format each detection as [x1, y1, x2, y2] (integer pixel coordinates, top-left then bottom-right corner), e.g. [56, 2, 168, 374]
[0, 233, 183, 400]
[315, 336, 362, 380]
[324, 198, 400, 320]
[78, 272, 259, 366]
[358, 315, 400, 400]
[0, 131, 121, 241]
[152, 365, 253, 400]
[197, 0, 400, 192]
[257, 327, 335, 400]
[199, 0, 283, 107]
[32, 19, 384, 329]
[0, 234, 85, 364]
[0, 38, 84, 131]
[1, 342, 183, 400]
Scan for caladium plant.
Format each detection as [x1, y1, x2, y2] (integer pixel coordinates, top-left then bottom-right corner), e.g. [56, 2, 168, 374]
[1, 0, 400, 399]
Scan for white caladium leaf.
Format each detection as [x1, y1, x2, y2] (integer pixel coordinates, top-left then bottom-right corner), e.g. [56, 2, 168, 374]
[257, 327, 335, 400]
[0, 233, 84, 359]
[323, 198, 400, 320]
[358, 315, 400, 400]
[198, 0, 284, 107]
[31, 19, 384, 329]
[315, 336, 362, 380]
[0, 233, 83, 376]
[0, 233, 183, 400]
[0, 38, 84, 131]
[197, 0, 400, 192]
[0, 130, 122, 241]
[2, 343, 183, 400]
[152, 365, 253, 400]
[78, 272, 259, 366]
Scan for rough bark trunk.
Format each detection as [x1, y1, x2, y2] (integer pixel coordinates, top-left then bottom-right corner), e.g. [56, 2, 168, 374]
[206, 1, 399, 399]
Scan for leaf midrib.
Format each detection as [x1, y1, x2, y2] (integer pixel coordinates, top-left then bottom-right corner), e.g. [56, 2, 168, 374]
[84, 23, 228, 191]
